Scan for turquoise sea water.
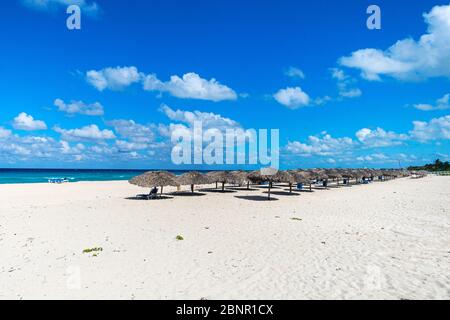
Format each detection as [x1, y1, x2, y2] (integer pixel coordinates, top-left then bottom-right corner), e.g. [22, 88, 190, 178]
[0, 169, 193, 184]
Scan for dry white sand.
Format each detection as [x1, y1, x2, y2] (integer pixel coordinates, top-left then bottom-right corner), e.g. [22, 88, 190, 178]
[1, 175, 449, 300]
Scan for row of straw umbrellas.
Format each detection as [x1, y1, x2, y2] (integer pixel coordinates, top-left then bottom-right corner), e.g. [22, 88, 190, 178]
[410, 170, 428, 179]
[129, 168, 411, 200]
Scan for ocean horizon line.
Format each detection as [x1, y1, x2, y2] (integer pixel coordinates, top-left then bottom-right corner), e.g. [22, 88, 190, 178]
[0, 168, 215, 185]
[0, 168, 216, 172]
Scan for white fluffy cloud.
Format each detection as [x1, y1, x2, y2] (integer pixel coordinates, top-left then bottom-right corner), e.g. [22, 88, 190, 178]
[143, 72, 237, 102]
[356, 155, 374, 162]
[54, 98, 104, 116]
[413, 94, 450, 111]
[340, 4, 450, 81]
[0, 127, 12, 139]
[356, 127, 408, 147]
[160, 104, 240, 130]
[410, 115, 450, 141]
[273, 87, 310, 109]
[22, 0, 99, 15]
[107, 119, 155, 143]
[285, 66, 305, 79]
[331, 68, 362, 98]
[86, 66, 142, 91]
[0, 143, 31, 157]
[0, 123, 161, 164]
[286, 116, 450, 161]
[60, 140, 85, 155]
[356, 153, 418, 164]
[86, 67, 237, 102]
[13, 113, 47, 131]
[155, 104, 248, 157]
[371, 153, 389, 160]
[0, 131, 129, 164]
[340, 88, 362, 98]
[54, 124, 115, 141]
[115, 140, 149, 152]
[340, 49, 411, 81]
[0, 134, 61, 160]
[286, 132, 355, 156]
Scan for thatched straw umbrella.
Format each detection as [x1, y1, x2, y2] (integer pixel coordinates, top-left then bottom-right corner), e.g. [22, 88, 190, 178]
[307, 169, 329, 188]
[205, 171, 234, 191]
[229, 171, 251, 189]
[205, 171, 218, 189]
[248, 168, 293, 199]
[338, 169, 354, 185]
[288, 170, 311, 191]
[381, 169, 393, 180]
[296, 170, 316, 190]
[129, 171, 179, 197]
[360, 169, 375, 182]
[380, 169, 389, 181]
[307, 169, 328, 181]
[369, 169, 382, 181]
[394, 169, 406, 178]
[366, 169, 379, 181]
[355, 169, 367, 182]
[410, 170, 425, 179]
[274, 171, 296, 193]
[177, 171, 209, 193]
[350, 169, 364, 184]
[247, 168, 280, 200]
[417, 170, 427, 178]
[404, 170, 413, 178]
[325, 169, 343, 186]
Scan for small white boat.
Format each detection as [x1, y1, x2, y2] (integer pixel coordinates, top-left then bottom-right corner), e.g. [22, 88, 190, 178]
[48, 178, 70, 184]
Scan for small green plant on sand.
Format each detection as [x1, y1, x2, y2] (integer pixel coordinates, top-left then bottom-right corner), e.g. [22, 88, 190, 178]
[176, 235, 184, 241]
[83, 247, 103, 254]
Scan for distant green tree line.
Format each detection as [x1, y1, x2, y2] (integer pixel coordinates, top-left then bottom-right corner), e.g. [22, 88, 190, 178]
[408, 159, 450, 172]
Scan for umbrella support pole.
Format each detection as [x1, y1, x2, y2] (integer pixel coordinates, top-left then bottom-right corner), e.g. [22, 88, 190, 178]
[268, 182, 272, 200]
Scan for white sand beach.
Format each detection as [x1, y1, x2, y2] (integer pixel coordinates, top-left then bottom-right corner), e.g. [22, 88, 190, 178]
[1, 175, 449, 300]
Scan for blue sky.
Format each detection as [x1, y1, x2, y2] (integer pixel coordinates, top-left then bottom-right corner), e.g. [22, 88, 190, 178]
[0, 0, 449, 169]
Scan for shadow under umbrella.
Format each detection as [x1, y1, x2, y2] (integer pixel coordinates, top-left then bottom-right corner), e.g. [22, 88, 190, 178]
[263, 190, 301, 196]
[235, 195, 279, 201]
[227, 187, 259, 191]
[199, 188, 237, 193]
[311, 186, 329, 190]
[125, 195, 174, 201]
[169, 192, 207, 197]
[256, 185, 282, 190]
